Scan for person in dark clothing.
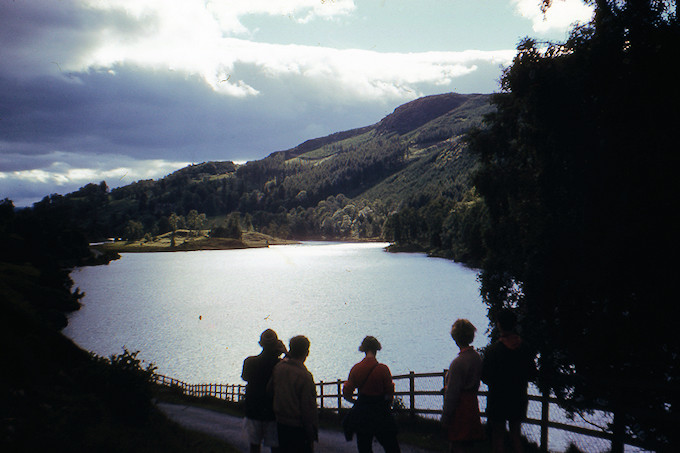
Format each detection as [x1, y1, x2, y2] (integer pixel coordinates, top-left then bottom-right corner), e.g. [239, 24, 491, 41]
[482, 309, 537, 453]
[342, 336, 400, 453]
[242, 329, 287, 453]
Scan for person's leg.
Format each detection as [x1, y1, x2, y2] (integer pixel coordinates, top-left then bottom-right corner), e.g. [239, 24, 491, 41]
[356, 431, 374, 453]
[244, 419, 262, 453]
[278, 424, 311, 453]
[490, 419, 506, 453]
[276, 423, 292, 453]
[450, 441, 473, 453]
[508, 420, 524, 453]
[262, 420, 280, 453]
[374, 429, 400, 453]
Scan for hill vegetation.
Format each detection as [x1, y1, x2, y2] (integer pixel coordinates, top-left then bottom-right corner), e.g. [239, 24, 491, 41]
[4, 2, 678, 447]
[33, 92, 493, 265]
[1, 92, 494, 450]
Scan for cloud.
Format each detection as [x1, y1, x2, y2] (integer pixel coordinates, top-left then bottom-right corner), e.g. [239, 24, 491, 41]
[0, 150, 189, 207]
[2, 1, 513, 99]
[0, 0, 517, 206]
[512, 0, 594, 34]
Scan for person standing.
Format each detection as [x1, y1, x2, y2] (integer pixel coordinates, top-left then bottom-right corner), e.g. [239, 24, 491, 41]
[342, 336, 400, 453]
[268, 335, 318, 453]
[442, 319, 484, 453]
[241, 329, 287, 453]
[482, 309, 537, 453]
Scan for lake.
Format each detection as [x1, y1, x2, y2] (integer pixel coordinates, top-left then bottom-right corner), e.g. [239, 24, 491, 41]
[64, 241, 624, 452]
[64, 241, 488, 385]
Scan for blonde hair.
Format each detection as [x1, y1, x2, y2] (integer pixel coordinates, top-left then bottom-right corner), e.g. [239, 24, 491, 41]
[450, 319, 476, 345]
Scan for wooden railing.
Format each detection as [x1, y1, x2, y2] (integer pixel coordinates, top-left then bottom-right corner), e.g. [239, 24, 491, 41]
[154, 371, 637, 452]
[155, 374, 245, 403]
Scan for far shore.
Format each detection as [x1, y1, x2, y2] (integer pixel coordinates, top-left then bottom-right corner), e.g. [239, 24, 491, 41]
[92, 230, 299, 254]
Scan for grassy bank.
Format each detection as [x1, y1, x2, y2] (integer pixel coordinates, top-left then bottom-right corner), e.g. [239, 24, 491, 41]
[95, 230, 298, 253]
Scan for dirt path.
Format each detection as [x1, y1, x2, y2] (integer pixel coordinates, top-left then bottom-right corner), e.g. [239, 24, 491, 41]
[157, 402, 438, 453]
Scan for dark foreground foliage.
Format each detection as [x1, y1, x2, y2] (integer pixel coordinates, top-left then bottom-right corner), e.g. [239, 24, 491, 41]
[469, 1, 679, 449]
[0, 199, 238, 452]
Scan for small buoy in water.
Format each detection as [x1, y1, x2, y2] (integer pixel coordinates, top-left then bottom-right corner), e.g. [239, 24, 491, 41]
[199, 315, 202, 320]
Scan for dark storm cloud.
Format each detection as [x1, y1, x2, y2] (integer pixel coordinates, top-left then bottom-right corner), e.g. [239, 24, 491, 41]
[0, 62, 384, 168]
[0, 0, 519, 206]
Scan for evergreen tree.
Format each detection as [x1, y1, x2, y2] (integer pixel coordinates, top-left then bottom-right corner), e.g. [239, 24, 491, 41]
[469, 1, 678, 449]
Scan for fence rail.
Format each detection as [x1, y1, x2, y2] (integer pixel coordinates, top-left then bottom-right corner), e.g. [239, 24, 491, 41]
[154, 371, 638, 452]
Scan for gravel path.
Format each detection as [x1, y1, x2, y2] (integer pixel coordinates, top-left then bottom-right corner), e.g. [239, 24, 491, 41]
[157, 402, 438, 453]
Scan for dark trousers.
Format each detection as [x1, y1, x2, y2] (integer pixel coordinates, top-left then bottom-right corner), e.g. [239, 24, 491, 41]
[356, 431, 401, 453]
[277, 423, 313, 453]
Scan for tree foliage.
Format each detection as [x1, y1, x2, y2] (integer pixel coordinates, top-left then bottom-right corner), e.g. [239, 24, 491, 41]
[469, 1, 678, 448]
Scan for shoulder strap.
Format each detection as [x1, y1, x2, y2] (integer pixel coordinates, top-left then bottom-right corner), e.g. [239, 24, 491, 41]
[358, 362, 380, 391]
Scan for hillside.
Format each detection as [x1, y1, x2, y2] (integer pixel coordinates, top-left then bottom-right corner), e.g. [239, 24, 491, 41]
[36, 92, 493, 263]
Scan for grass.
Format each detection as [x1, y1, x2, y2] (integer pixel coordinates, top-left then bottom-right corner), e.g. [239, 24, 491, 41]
[96, 230, 297, 253]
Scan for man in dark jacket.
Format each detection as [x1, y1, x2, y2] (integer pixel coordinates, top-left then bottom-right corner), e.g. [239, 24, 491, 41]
[268, 335, 318, 453]
[242, 329, 286, 453]
[482, 309, 537, 453]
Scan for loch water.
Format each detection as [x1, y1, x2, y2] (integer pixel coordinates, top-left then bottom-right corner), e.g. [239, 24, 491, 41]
[65, 241, 487, 384]
[65, 241, 626, 452]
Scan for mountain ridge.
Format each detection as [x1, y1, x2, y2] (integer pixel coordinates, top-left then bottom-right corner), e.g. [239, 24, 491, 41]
[34, 91, 493, 262]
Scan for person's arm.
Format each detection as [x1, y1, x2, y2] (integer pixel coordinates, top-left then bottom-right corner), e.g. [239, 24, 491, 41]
[442, 360, 462, 425]
[342, 367, 358, 403]
[481, 345, 496, 387]
[301, 374, 319, 442]
[381, 365, 395, 401]
[266, 366, 276, 396]
[241, 357, 251, 381]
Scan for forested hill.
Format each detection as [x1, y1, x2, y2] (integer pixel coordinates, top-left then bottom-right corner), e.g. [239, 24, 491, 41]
[38, 92, 494, 264]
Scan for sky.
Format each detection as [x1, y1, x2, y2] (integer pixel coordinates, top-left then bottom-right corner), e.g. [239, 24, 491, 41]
[0, 0, 593, 207]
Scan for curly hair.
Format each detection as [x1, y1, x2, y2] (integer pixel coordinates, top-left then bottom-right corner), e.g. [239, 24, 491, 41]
[450, 319, 476, 345]
[358, 336, 382, 353]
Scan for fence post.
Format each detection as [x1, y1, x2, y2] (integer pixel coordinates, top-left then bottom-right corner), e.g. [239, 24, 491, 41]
[319, 381, 325, 409]
[409, 371, 416, 418]
[611, 410, 624, 453]
[337, 379, 343, 411]
[442, 369, 447, 410]
[540, 391, 550, 452]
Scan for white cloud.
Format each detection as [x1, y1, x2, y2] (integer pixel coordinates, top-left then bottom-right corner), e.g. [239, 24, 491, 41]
[512, 0, 594, 34]
[68, 1, 514, 101]
[0, 153, 189, 206]
[85, 34, 515, 101]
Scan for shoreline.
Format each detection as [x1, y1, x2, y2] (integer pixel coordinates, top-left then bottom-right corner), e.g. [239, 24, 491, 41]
[92, 230, 299, 254]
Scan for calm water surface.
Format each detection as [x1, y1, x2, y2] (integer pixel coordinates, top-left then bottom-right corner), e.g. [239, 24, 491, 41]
[65, 241, 623, 452]
[65, 242, 487, 384]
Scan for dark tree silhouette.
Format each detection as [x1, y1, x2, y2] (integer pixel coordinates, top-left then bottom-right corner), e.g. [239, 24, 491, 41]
[469, 1, 679, 449]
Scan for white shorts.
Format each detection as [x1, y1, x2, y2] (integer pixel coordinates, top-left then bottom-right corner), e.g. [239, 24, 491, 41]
[243, 418, 279, 447]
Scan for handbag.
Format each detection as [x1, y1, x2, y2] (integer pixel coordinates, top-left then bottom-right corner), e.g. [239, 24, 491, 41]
[342, 362, 380, 441]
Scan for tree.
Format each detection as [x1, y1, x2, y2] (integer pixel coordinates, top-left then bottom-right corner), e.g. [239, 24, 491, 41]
[210, 212, 242, 240]
[168, 212, 184, 247]
[123, 220, 144, 242]
[468, 1, 678, 449]
[186, 210, 206, 236]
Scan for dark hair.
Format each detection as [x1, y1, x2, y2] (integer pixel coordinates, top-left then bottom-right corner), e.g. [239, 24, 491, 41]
[288, 335, 310, 359]
[358, 336, 382, 353]
[450, 319, 476, 345]
[496, 309, 518, 332]
[259, 329, 279, 349]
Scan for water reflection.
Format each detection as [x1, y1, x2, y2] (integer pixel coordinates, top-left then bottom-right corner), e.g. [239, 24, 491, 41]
[65, 242, 487, 385]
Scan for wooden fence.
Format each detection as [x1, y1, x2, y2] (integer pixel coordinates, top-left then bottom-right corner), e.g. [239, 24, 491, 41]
[154, 371, 638, 452]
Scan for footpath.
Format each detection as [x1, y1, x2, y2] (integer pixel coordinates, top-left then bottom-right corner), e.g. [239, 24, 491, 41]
[157, 402, 437, 453]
